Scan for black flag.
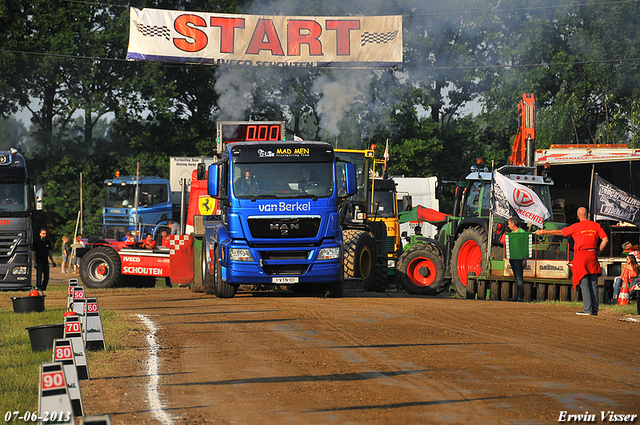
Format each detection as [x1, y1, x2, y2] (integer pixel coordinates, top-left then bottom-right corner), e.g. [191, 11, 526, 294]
[592, 174, 640, 225]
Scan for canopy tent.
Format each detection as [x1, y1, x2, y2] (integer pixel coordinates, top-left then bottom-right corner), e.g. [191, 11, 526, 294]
[399, 205, 450, 227]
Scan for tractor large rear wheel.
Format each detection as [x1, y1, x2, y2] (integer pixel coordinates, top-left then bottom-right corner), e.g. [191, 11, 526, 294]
[343, 230, 378, 291]
[397, 244, 446, 295]
[450, 227, 488, 297]
[80, 247, 123, 289]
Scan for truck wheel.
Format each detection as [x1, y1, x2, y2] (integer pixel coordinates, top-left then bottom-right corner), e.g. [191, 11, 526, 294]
[370, 261, 388, 293]
[397, 244, 446, 295]
[451, 227, 488, 297]
[324, 279, 344, 298]
[80, 247, 123, 289]
[214, 247, 237, 298]
[343, 230, 376, 291]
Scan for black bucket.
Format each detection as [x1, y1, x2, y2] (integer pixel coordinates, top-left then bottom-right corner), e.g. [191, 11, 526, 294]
[11, 295, 45, 313]
[25, 323, 64, 352]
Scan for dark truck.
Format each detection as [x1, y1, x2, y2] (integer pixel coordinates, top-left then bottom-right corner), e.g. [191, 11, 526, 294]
[0, 149, 42, 290]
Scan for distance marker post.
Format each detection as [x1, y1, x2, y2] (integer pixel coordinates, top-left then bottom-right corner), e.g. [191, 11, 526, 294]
[72, 287, 87, 329]
[37, 362, 74, 425]
[67, 279, 78, 309]
[84, 297, 105, 351]
[64, 316, 89, 380]
[52, 338, 84, 417]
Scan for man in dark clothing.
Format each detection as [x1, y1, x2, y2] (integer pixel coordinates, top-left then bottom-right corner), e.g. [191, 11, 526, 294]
[34, 228, 55, 291]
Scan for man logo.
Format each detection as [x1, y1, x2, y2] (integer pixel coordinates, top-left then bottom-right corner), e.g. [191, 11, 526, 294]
[270, 222, 299, 236]
[512, 188, 534, 207]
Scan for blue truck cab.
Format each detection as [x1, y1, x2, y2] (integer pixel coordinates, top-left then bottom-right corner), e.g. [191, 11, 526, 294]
[205, 141, 356, 298]
[102, 176, 172, 240]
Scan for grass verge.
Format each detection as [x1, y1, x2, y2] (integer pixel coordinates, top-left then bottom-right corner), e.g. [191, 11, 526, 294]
[0, 288, 139, 415]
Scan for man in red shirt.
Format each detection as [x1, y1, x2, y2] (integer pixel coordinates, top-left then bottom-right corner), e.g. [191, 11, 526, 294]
[535, 207, 608, 316]
[142, 233, 157, 250]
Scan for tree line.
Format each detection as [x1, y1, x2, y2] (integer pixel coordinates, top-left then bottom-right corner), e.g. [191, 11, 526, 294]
[0, 0, 638, 247]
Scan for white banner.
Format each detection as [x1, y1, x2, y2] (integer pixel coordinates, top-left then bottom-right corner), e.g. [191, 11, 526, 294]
[127, 8, 402, 68]
[494, 172, 550, 227]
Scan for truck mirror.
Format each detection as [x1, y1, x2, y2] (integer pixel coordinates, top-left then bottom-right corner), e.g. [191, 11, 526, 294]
[434, 180, 441, 200]
[34, 185, 43, 211]
[344, 162, 357, 197]
[402, 195, 412, 212]
[197, 162, 207, 181]
[207, 164, 219, 197]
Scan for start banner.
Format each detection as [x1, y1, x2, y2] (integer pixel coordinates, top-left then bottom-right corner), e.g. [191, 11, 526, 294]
[126, 8, 402, 68]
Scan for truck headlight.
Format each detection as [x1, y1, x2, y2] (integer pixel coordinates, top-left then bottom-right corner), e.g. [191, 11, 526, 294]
[12, 266, 28, 275]
[387, 259, 396, 269]
[318, 247, 340, 260]
[229, 248, 253, 262]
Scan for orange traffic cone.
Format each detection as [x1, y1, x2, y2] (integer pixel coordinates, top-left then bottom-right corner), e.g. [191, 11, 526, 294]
[618, 285, 630, 306]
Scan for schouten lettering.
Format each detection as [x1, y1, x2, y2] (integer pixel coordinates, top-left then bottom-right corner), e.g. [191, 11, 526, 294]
[123, 266, 163, 275]
[258, 201, 311, 212]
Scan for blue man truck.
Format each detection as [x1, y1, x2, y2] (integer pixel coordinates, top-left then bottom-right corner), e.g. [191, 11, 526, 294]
[203, 123, 357, 298]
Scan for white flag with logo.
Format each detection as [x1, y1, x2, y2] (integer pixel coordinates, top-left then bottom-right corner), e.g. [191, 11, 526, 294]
[493, 172, 550, 228]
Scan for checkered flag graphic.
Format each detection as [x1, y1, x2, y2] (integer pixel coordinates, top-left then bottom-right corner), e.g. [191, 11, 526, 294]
[133, 20, 170, 41]
[360, 30, 399, 46]
[169, 235, 190, 255]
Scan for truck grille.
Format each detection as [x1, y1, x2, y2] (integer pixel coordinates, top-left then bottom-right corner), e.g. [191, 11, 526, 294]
[248, 217, 320, 239]
[261, 250, 310, 260]
[262, 265, 309, 275]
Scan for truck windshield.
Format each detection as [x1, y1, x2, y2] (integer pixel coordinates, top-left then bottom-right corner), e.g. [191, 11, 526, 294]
[233, 162, 334, 198]
[0, 183, 27, 212]
[105, 184, 168, 208]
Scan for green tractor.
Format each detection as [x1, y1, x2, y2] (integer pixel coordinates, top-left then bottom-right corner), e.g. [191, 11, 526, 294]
[396, 165, 555, 297]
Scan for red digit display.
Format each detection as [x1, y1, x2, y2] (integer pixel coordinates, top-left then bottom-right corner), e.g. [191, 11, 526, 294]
[221, 122, 283, 142]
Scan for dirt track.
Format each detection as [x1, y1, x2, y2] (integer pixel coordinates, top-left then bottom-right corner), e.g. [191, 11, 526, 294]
[42, 270, 640, 424]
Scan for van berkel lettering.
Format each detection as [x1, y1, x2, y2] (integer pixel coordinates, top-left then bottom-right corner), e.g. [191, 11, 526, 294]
[258, 201, 311, 212]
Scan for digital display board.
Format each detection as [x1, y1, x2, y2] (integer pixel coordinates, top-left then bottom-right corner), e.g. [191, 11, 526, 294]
[216, 121, 286, 153]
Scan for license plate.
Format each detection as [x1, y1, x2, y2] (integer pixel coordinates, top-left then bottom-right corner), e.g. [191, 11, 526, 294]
[272, 277, 299, 284]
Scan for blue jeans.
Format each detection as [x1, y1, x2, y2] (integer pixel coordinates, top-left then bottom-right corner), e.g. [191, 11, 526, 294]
[613, 277, 623, 298]
[580, 274, 599, 314]
[510, 259, 525, 300]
